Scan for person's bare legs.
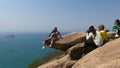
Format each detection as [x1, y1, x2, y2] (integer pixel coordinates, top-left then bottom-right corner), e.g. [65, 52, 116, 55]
[42, 41, 46, 49]
[49, 38, 57, 47]
[49, 40, 53, 47]
[42, 38, 50, 49]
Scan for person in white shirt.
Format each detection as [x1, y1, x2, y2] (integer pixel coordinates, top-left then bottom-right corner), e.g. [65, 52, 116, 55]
[83, 26, 103, 54]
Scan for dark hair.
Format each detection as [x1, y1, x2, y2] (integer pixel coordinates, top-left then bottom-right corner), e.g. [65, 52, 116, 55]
[54, 27, 57, 29]
[115, 19, 120, 25]
[52, 27, 58, 32]
[88, 26, 96, 36]
[115, 19, 120, 22]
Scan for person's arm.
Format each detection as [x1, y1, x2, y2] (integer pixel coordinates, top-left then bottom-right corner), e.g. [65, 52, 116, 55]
[112, 23, 117, 31]
[58, 32, 63, 39]
[47, 32, 52, 37]
[86, 32, 93, 40]
[118, 25, 120, 30]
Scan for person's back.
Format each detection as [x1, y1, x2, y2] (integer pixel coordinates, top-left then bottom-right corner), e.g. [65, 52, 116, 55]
[93, 31, 103, 46]
[98, 24, 109, 44]
[99, 30, 108, 41]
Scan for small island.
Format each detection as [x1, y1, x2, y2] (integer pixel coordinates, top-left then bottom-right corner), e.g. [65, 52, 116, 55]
[5, 34, 15, 38]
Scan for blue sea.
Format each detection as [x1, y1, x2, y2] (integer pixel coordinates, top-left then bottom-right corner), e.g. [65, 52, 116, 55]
[0, 32, 67, 68]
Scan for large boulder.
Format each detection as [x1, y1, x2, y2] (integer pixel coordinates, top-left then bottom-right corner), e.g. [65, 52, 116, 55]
[37, 55, 69, 68]
[63, 60, 77, 68]
[66, 43, 84, 60]
[72, 38, 120, 68]
[37, 54, 78, 68]
[51, 32, 86, 51]
[107, 31, 116, 39]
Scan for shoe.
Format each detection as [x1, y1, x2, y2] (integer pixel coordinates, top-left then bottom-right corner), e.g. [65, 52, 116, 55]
[115, 34, 119, 38]
[49, 45, 52, 47]
[42, 46, 45, 49]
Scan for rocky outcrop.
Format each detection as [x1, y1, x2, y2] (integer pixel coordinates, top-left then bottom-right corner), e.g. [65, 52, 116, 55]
[50, 32, 86, 51]
[51, 32, 116, 51]
[66, 43, 84, 60]
[107, 31, 116, 39]
[72, 38, 120, 68]
[38, 31, 117, 68]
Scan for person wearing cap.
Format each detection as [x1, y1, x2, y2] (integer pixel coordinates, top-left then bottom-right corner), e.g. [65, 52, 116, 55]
[98, 24, 109, 44]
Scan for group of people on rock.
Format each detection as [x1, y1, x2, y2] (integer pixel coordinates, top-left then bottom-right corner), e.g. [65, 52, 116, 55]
[42, 19, 120, 50]
[83, 19, 120, 54]
[83, 25, 108, 54]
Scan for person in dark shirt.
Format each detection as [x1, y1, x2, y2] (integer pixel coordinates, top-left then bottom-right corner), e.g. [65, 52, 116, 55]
[42, 27, 63, 49]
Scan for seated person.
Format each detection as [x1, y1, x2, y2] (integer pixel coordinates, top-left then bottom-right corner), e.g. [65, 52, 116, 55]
[83, 26, 103, 54]
[98, 24, 109, 44]
[42, 27, 63, 49]
[112, 19, 120, 38]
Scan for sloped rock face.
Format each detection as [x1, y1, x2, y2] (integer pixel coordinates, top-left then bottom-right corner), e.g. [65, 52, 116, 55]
[37, 55, 69, 68]
[97, 59, 120, 68]
[63, 60, 77, 68]
[72, 38, 120, 68]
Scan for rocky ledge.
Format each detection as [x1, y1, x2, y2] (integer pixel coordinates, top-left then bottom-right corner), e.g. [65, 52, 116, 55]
[38, 31, 120, 68]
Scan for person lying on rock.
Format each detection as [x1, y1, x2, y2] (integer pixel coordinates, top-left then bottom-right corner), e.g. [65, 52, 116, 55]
[98, 24, 109, 45]
[42, 27, 63, 49]
[83, 26, 103, 54]
[112, 19, 120, 38]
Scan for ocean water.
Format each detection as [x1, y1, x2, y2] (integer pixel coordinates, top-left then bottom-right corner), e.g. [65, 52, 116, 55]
[0, 32, 57, 68]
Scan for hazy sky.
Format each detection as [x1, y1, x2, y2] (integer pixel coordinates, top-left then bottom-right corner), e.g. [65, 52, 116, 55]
[0, 0, 120, 32]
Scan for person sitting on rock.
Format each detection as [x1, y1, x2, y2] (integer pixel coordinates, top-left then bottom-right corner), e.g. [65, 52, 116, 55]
[42, 27, 63, 49]
[83, 26, 103, 54]
[112, 19, 120, 38]
[98, 24, 109, 44]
